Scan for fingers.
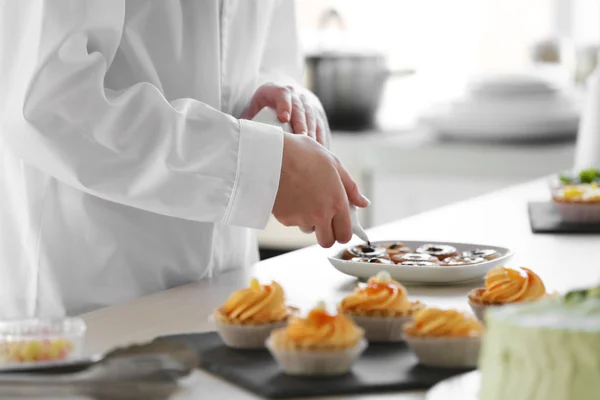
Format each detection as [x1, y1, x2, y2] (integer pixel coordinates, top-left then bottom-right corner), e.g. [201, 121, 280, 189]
[315, 222, 335, 248]
[301, 95, 317, 142]
[274, 87, 292, 123]
[331, 202, 352, 244]
[247, 84, 323, 143]
[336, 162, 370, 208]
[290, 92, 308, 136]
[318, 109, 330, 148]
[315, 114, 328, 147]
[242, 84, 292, 121]
[299, 226, 315, 234]
[241, 100, 261, 120]
[315, 195, 352, 247]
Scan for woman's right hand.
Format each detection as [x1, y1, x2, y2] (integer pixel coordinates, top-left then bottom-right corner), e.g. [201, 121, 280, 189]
[272, 133, 370, 248]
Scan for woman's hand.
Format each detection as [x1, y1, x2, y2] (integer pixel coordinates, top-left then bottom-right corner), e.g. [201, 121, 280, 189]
[241, 83, 329, 147]
[273, 133, 369, 247]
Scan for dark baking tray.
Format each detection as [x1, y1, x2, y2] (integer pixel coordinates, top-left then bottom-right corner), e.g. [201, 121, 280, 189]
[528, 202, 600, 234]
[160, 332, 472, 399]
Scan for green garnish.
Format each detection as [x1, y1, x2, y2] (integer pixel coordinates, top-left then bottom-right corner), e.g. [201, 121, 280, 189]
[564, 289, 589, 303]
[564, 285, 600, 303]
[559, 174, 572, 184]
[579, 168, 600, 184]
[588, 286, 600, 299]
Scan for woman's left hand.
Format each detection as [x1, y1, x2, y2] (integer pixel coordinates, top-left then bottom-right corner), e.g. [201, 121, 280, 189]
[241, 83, 329, 147]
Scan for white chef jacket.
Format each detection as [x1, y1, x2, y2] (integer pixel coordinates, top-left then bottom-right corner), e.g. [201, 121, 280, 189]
[0, 0, 302, 317]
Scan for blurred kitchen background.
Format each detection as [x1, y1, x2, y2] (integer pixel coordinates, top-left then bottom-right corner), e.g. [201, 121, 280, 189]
[259, 0, 600, 259]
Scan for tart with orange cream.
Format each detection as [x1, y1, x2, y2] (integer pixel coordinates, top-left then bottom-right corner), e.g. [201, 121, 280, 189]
[339, 271, 423, 341]
[214, 278, 293, 348]
[266, 302, 367, 375]
[403, 307, 483, 368]
[467, 266, 547, 322]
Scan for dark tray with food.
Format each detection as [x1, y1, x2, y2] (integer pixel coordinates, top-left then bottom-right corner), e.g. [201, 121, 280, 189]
[161, 331, 473, 399]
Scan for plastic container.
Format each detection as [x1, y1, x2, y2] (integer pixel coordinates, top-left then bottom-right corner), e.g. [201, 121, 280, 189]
[0, 318, 86, 365]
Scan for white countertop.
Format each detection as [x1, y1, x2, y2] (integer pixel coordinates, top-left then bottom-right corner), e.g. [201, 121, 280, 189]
[81, 178, 599, 399]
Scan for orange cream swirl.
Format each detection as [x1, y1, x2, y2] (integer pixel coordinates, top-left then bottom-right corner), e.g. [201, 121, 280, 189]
[472, 266, 547, 304]
[339, 271, 421, 316]
[403, 308, 483, 337]
[217, 278, 289, 324]
[270, 302, 364, 350]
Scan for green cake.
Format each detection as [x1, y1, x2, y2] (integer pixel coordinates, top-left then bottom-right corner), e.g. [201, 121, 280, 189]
[479, 286, 600, 400]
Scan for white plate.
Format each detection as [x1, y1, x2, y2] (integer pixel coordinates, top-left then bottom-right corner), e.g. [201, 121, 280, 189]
[426, 370, 480, 400]
[328, 240, 513, 285]
[419, 90, 581, 141]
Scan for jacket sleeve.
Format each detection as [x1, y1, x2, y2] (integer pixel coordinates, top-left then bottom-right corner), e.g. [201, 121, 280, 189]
[0, 0, 283, 229]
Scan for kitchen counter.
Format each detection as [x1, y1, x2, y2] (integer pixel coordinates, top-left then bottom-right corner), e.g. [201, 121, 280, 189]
[81, 178, 598, 399]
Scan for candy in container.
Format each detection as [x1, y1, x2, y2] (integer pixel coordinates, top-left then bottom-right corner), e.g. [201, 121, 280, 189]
[0, 317, 86, 365]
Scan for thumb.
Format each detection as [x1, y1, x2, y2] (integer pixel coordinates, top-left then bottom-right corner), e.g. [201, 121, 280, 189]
[336, 162, 370, 208]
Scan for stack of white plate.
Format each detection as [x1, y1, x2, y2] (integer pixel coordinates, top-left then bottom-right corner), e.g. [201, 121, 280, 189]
[419, 73, 581, 141]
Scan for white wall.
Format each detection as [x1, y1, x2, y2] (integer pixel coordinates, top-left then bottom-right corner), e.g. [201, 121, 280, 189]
[294, 0, 593, 74]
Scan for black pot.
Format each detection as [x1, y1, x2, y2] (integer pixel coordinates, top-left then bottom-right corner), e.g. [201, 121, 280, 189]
[305, 9, 413, 131]
[306, 53, 411, 130]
